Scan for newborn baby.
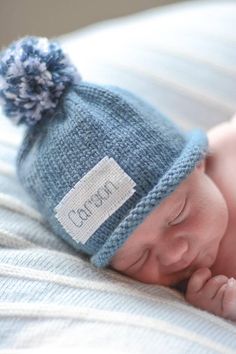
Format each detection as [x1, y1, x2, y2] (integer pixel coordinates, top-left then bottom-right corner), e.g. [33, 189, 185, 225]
[1, 36, 235, 323]
[111, 114, 236, 321]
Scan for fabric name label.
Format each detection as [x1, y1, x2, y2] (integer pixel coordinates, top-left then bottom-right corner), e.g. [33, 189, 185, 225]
[54, 156, 136, 244]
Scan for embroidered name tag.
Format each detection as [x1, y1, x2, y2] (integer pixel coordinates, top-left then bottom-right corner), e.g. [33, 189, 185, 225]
[54, 156, 136, 244]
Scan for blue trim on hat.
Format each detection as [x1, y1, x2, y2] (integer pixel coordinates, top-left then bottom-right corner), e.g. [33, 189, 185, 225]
[91, 129, 208, 268]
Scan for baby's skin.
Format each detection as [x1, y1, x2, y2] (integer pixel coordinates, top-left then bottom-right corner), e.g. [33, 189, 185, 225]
[111, 114, 236, 321]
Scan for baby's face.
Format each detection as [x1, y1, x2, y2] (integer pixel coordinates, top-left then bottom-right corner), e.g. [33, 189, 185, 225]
[110, 160, 229, 287]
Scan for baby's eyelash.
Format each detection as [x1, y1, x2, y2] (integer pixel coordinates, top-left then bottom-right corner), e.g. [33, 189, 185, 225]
[168, 197, 187, 226]
[128, 249, 150, 272]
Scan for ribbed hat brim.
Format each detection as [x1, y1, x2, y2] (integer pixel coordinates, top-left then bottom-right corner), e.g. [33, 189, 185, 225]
[91, 129, 208, 268]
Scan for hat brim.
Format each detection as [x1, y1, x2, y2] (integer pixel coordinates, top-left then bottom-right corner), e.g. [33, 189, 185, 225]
[91, 129, 208, 268]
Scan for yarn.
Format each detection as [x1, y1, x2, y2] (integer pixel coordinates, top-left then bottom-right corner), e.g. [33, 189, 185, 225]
[0, 36, 81, 126]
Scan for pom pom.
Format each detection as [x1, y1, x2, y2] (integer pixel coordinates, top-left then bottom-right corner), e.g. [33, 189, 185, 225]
[0, 36, 81, 126]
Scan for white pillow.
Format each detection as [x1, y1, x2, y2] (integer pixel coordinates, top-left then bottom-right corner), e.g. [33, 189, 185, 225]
[0, 1, 236, 352]
[60, 0, 236, 131]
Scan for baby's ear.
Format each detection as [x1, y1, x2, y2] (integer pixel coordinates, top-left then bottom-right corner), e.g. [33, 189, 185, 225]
[196, 159, 206, 172]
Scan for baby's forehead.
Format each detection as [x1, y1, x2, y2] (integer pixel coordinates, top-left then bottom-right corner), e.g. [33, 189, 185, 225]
[160, 179, 187, 205]
[150, 168, 201, 211]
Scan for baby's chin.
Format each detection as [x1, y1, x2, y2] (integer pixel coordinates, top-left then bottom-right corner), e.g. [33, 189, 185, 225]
[177, 243, 221, 289]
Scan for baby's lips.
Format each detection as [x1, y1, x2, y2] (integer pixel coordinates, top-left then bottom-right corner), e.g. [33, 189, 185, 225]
[172, 254, 196, 273]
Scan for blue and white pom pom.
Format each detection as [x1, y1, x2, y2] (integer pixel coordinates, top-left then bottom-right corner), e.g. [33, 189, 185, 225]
[0, 36, 81, 126]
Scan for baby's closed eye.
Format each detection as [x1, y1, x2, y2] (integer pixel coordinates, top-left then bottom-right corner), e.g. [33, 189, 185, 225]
[126, 248, 150, 273]
[168, 196, 188, 226]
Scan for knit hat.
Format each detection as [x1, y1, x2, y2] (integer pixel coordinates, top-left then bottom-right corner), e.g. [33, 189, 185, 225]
[0, 36, 208, 267]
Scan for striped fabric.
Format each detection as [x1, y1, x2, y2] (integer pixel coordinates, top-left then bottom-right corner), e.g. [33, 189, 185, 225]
[0, 1, 236, 352]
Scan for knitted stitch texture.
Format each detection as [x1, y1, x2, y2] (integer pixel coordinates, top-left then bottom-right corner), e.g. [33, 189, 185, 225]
[0, 37, 209, 267]
[16, 82, 208, 267]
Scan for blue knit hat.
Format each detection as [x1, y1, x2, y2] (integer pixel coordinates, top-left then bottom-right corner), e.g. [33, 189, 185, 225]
[0, 36, 208, 267]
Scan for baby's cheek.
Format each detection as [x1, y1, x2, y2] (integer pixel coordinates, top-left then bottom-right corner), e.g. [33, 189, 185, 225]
[125, 258, 165, 285]
[131, 260, 160, 284]
[188, 203, 222, 241]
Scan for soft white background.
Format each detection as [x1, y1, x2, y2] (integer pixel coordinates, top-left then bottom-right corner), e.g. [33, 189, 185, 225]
[0, 0, 180, 47]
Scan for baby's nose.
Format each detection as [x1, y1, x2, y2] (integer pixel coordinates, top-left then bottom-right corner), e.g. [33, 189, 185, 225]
[160, 237, 189, 267]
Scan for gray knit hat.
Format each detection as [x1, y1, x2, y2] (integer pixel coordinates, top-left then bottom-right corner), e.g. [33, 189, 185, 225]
[0, 36, 208, 267]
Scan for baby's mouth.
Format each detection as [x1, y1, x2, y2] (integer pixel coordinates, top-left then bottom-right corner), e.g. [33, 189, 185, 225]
[171, 254, 197, 274]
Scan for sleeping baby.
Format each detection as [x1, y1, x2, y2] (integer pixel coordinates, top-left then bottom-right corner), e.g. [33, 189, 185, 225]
[111, 115, 236, 320]
[0, 36, 236, 321]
